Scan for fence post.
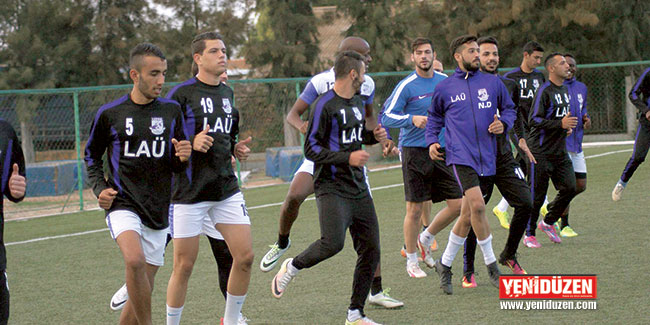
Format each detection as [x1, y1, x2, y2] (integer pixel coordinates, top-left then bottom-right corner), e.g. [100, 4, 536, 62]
[73, 91, 84, 210]
[296, 81, 304, 146]
[625, 75, 637, 138]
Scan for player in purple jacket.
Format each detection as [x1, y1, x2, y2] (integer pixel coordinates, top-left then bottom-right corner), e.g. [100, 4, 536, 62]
[425, 35, 516, 294]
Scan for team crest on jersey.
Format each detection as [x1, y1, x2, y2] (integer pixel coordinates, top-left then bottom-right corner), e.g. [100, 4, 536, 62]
[352, 107, 362, 121]
[222, 98, 232, 113]
[577, 94, 584, 109]
[149, 117, 165, 135]
[533, 79, 540, 89]
[477, 88, 489, 101]
[361, 82, 371, 95]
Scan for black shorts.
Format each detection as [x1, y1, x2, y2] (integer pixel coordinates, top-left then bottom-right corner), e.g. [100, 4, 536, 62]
[450, 165, 494, 193]
[401, 147, 462, 202]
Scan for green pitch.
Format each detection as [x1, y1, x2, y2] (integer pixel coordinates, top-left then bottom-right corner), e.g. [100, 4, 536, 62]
[6, 145, 649, 323]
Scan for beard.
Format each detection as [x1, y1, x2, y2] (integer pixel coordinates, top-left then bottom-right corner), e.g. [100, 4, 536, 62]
[353, 76, 363, 93]
[463, 59, 479, 72]
[418, 62, 432, 71]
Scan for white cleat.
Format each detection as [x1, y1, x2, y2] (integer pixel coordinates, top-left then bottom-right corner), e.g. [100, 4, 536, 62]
[406, 261, 427, 278]
[417, 238, 435, 268]
[612, 183, 625, 201]
[110, 283, 128, 311]
[260, 240, 291, 272]
[367, 288, 404, 309]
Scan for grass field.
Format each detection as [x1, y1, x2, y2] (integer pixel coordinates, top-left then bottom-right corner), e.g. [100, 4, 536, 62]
[6, 144, 650, 324]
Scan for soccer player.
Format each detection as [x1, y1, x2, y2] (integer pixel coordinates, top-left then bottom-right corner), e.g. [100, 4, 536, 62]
[164, 32, 253, 325]
[612, 66, 650, 201]
[108, 70, 243, 322]
[493, 41, 546, 226]
[461, 36, 533, 287]
[525, 52, 578, 246]
[432, 59, 444, 73]
[559, 54, 590, 236]
[0, 119, 26, 324]
[260, 36, 403, 309]
[425, 35, 516, 295]
[380, 37, 462, 278]
[85, 43, 191, 325]
[271, 51, 386, 325]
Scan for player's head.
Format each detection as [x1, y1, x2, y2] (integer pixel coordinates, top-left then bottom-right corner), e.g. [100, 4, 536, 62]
[339, 36, 372, 69]
[192, 31, 227, 77]
[564, 53, 577, 80]
[522, 41, 544, 70]
[432, 59, 444, 73]
[544, 52, 569, 80]
[334, 50, 365, 93]
[219, 71, 228, 84]
[129, 43, 167, 99]
[477, 36, 499, 74]
[449, 35, 479, 72]
[410, 37, 434, 72]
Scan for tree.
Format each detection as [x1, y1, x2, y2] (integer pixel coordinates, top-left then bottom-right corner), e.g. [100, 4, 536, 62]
[243, 0, 320, 78]
[335, 0, 415, 72]
[0, 0, 95, 162]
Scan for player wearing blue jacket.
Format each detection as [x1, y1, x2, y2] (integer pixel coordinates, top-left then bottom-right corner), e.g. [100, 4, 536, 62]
[556, 54, 591, 237]
[381, 38, 462, 278]
[425, 35, 516, 294]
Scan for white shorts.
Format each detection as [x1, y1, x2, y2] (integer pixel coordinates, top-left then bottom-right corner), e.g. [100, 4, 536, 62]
[170, 192, 250, 239]
[568, 151, 587, 174]
[106, 210, 169, 266]
[295, 159, 314, 176]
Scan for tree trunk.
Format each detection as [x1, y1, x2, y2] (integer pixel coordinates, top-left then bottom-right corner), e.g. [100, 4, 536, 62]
[20, 121, 35, 163]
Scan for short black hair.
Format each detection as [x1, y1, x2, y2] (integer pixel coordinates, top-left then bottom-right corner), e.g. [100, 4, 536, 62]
[523, 41, 544, 54]
[544, 52, 564, 67]
[192, 31, 223, 56]
[129, 43, 166, 71]
[477, 36, 498, 47]
[564, 53, 575, 59]
[191, 32, 224, 75]
[334, 50, 364, 80]
[411, 37, 434, 53]
[449, 35, 477, 58]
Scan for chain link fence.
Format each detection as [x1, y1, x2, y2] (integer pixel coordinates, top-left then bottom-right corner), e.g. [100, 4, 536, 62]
[1, 61, 648, 218]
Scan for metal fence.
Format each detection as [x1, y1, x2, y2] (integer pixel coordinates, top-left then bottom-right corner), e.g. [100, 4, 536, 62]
[1, 61, 648, 218]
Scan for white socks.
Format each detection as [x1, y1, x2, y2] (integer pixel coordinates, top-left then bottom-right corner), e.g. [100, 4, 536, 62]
[419, 230, 435, 248]
[166, 305, 184, 325]
[496, 197, 509, 211]
[477, 234, 497, 265]
[441, 231, 466, 267]
[223, 293, 246, 325]
[287, 259, 299, 276]
[347, 309, 362, 322]
[406, 252, 418, 265]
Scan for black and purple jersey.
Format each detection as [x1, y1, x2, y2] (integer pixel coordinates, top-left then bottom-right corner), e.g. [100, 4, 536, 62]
[166, 77, 240, 203]
[629, 67, 650, 117]
[527, 81, 571, 157]
[503, 67, 546, 130]
[304, 89, 378, 199]
[84, 95, 188, 229]
[0, 119, 25, 270]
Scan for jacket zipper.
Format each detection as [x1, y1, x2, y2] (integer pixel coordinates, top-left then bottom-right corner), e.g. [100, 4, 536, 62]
[465, 72, 484, 176]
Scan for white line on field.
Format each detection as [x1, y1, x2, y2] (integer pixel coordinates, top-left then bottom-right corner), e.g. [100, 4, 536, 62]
[6, 228, 108, 246]
[5, 147, 631, 246]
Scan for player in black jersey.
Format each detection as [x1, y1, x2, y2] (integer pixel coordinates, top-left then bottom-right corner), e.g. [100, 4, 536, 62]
[493, 41, 546, 225]
[164, 32, 253, 325]
[85, 43, 191, 325]
[0, 119, 26, 324]
[461, 37, 533, 288]
[107, 71, 243, 322]
[525, 52, 578, 247]
[271, 51, 387, 325]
